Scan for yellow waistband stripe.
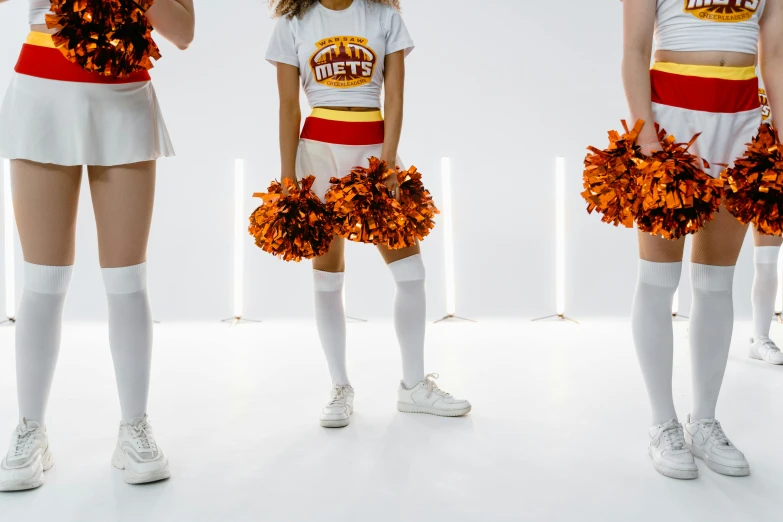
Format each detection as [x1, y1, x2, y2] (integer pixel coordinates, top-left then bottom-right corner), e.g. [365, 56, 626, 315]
[310, 108, 383, 122]
[652, 62, 756, 81]
[25, 32, 56, 48]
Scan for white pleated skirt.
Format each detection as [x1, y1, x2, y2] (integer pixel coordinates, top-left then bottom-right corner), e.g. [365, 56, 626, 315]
[0, 71, 174, 167]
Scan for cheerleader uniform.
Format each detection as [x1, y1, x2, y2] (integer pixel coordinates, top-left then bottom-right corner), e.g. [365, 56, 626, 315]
[265, 0, 471, 428]
[265, 0, 413, 200]
[0, 1, 173, 166]
[635, 0, 765, 480]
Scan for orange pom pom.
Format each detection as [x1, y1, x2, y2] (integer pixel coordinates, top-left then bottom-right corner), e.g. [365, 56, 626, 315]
[46, 0, 161, 78]
[248, 176, 334, 262]
[721, 123, 783, 236]
[635, 126, 724, 240]
[386, 165, 439, 249]
[582, 120, 645, 229]
[325, 157, 407, 245]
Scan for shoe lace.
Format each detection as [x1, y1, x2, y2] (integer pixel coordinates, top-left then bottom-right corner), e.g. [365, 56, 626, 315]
[129, 417, 156, 452]
[328, 386, 349, 406]
[423, 374, 451, 399]
[702, 419, 731, 447]
[11, 418, 37, 458]
[660, 420, 685, 450]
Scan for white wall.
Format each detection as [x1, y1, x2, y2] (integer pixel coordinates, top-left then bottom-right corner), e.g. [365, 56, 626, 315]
[0, 0, 762, 321]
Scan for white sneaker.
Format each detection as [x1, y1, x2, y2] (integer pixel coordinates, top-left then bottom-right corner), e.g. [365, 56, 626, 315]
[749, 337, 783, 365]
[0, 419, 53, 491]
[397, 374, 471, 417]
[684, 415, 750, 477]
[320, 385, 354, 428]
[111, 415, 170, 484]
[647, 419, 698, 480]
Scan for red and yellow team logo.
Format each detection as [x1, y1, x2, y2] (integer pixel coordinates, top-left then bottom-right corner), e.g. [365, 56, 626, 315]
[759, 88, 772, 122]
[309, 36, 377, 89]
[684, 0, 760, 22]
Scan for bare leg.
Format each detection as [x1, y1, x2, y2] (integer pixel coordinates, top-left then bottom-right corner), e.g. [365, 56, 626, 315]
[11, 160, 81, 424]
[88, 161, 155, 422]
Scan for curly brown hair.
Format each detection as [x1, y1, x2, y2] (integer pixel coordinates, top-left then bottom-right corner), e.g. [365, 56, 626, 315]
[270, 0, 400, 19]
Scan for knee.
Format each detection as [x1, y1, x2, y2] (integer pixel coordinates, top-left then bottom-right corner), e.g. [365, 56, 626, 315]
[102, 262, 147, 295]
[388, 254, 426, 283]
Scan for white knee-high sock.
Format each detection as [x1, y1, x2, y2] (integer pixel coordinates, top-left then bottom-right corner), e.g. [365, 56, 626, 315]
[389, 254, 426, 389]
[631, 260, 681, 425]
[16, 263, 73, 424]
[690, 263, 735, 421]
[102, 263, 152, 422]
[752, 246, 779, 340]
[313, 270, 349, 386]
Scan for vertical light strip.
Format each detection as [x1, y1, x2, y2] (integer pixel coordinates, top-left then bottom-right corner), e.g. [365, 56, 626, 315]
[441, 157, 456, 317]
[777, 252, 783, 315]
[555, 157, 566, 317]
[3, 159, 14, 319]
[233, 159, 245, 319]
[672, 289, 679, 316]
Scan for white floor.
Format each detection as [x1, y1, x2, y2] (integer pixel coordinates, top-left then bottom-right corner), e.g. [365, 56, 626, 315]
[0, 318, 781, 521]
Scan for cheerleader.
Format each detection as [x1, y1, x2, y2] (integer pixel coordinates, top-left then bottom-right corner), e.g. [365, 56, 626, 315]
[623, 0, 782, 479]
[266, 0, 471, 428]
[748, 82, 783, 364]
[0, 0, 194, 490]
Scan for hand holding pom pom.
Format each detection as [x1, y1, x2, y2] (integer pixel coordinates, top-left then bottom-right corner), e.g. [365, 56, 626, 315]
[46, 0, 161, 78]
[387, 165, 439, 249]
[248, 175, 334, 262]
[721, 123, 783, 236]
[582, 120, 646, 229]
[635, 126, 724, 240]
[326, 157, 408, 245]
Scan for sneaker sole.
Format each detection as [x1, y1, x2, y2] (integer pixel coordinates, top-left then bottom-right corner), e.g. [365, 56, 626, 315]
[649, 457, 698, 480]
[320, 417, 350, 428]
[0, 447, 53, 492]
[749, 349, 783, 365]
[111, 447, 171, 485]
[397, 402, 472, 417]
[688, 445, 750, 477]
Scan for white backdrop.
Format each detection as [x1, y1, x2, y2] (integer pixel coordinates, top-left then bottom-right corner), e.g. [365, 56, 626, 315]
[0, 0, 762, 321]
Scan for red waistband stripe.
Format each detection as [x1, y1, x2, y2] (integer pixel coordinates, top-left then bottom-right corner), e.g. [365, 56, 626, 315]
[14, 44, 151, 84]
[300, 117, 385, 146]
[650, 69, 759, 114]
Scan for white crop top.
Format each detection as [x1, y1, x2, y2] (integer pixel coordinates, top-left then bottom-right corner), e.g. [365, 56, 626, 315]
[655, 0, 765, 55]
[265, 0, 414, 109]
[29, 0, 53, 25]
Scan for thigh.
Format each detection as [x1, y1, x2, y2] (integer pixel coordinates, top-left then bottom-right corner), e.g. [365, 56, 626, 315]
[753, 226, 783, 247]
[11, 159, 82, 266]
[313, 235, 346, 272]
[87, 161, 156, 268]
[377, 242, 421, 265]
[637, 230, 685, 263]
[691, 206, 749, 266]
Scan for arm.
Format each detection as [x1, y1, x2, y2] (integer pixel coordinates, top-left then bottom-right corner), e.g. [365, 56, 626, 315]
[277, 63, 302, 189]
[760, 0, 783, 125]
[381, 50, 405, 198]
[622, 0, 659, 152]
[146, 0, 195, 50]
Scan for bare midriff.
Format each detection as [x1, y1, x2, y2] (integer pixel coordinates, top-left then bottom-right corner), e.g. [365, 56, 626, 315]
[655, 50, 756, 68]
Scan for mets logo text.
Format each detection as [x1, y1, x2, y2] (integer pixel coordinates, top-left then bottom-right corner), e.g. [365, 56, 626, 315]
[684, 0, 760, 22]
[309, 36, 377, 89]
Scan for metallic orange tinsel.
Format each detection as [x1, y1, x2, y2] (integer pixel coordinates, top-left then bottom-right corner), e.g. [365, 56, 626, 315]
[325, 157, 408, 245]
[582, 119, 646, 228]
[635, 126, 723, 240]
[721, 123, 783, 236]
[46, 0, 161, 78]
[248, 176, 334, 262]
[386, 165, 439, 249]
